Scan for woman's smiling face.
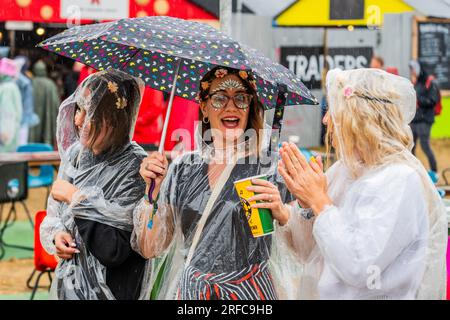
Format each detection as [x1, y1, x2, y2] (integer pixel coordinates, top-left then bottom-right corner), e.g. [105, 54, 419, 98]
[74, 88, 111, 153]
[201, 74, 252, 143]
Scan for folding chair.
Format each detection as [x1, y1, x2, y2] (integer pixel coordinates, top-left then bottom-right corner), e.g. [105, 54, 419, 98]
[27, 210, 58, 300]
[17, 143, 55, 209]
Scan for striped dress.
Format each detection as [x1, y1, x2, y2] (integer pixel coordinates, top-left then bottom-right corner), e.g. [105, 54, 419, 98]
[178, 261, 277, 300]
[159, 152, 293, 300]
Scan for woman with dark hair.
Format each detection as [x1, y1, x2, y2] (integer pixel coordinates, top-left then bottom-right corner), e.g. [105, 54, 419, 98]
[132, 67, 300, 300]
[40, 69, 151, 300]
[409, 60, 440, 182]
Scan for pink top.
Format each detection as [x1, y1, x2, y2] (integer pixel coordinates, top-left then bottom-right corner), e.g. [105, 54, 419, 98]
[0, 58, 18, 78]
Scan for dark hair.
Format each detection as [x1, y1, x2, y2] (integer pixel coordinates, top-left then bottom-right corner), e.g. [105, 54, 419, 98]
[371, 55, 384, 67]
[76, 70, 141, 154]
[417, 61, 429, 84]
[197, 66, 264, 147]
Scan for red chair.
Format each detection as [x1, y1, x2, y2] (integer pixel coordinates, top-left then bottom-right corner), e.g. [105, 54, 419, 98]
[26, 210, 58, 300]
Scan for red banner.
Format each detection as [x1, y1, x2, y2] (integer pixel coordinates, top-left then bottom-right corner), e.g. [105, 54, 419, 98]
[0, 0, 216, 24]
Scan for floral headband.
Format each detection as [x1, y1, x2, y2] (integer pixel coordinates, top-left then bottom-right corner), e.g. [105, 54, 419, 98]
[343, 86, 393, 104]
[196, 68, 257, 102]
[107, 81, 127, 109]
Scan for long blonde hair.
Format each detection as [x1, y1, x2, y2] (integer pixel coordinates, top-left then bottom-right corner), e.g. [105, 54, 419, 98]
[326, 68, 415, 177]
[326, 68, 448, 299]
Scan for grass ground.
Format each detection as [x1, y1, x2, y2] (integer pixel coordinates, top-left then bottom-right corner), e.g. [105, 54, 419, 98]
[431, 97, 450, 139]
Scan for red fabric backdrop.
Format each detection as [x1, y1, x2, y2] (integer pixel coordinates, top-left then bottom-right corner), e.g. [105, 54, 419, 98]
[0, 0, 216, 23]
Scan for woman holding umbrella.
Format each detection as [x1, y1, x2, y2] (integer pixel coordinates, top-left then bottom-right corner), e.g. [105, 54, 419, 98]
[132, 66, 301, 300]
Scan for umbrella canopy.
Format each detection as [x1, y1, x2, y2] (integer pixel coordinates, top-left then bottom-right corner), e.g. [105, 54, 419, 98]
[38, 16, 317, 108]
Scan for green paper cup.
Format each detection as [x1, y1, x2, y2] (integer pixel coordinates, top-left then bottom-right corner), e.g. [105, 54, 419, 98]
[234, 174, 274, 238]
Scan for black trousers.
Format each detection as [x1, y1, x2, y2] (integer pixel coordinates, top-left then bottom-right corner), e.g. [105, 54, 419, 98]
[411, 122, 437, 172]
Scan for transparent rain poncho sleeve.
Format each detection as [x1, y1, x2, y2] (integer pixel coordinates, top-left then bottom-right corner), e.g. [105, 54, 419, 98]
[39, 69, 152, 300]
[281, 68, 448, 300]
[0, 81, 22, 151]
[131, 127, 309, 300]
[269, 203, 322, 300]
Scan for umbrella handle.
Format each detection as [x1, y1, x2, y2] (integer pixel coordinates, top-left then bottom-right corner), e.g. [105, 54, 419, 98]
[147, 179, 156, 229]
[147, 59, 181, 228]
[148, 60, 181, 203]
[148, 179, 156, 205]
[158, 59, 181, 154]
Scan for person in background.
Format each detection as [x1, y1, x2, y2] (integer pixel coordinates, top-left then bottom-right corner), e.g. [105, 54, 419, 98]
[385, 67, 399, 76]
[78, 65, 96, 85]
[370, 55, 384, 69]
[0, 58, 22, 152]
[320, 63, 330, 146]
[0, 47, 9, 59]
[29, 60, 60, 147]
[14, 55, 39, 146]
[63, 62, 83, 99]
[409, 60, 440, 183]
[133, 89, 199, 152]
[50, 62, 66, 99]
[132, 88, 166, 150]
[371, 55, 400, 76]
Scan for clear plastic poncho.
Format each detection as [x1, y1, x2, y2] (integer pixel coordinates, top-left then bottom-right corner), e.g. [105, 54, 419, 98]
[280, 68, 448, 299]
[131, 120, 312, 300]
[40, 69, 152, 300]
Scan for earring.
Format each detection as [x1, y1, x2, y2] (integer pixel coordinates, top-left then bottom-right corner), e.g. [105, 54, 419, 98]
[202, 116, 210, 124]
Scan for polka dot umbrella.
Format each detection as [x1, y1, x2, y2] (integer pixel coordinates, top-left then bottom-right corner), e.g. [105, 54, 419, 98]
[38, 16, 318, 208]
[38, 15, 317, 115]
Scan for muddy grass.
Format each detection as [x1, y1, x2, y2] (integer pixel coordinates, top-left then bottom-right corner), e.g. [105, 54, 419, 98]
[0, 170, 52, 295]
[0, 258, 51, 295]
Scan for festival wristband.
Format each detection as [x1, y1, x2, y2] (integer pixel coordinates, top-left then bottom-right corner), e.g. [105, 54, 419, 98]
[297, 201, 314, 220]
[147, 193, 160, 229]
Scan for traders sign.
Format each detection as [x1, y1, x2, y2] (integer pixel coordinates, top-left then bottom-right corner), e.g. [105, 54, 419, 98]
[280, 46, 373, 89]
[61, 0, 129, 21]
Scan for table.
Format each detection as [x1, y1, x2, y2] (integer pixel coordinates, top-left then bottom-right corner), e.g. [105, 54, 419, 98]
[0, 151, 61, 167]
[0, 150, 176, 166]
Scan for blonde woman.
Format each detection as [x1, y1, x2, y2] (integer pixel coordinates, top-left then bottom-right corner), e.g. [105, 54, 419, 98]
[277, 68, 447, 299]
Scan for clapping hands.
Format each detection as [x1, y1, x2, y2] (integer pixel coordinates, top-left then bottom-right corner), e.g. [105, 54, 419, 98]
[278, 143, 332, 216]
